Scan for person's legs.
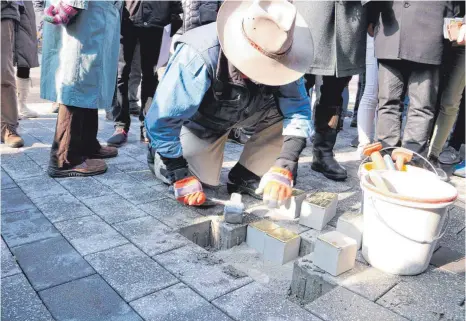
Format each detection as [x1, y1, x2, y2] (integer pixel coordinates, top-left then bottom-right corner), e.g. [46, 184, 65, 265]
[128, 41, 142, 115]
[1, 19, 23, 148]
[376, 59, 407, 148]
[83, 108, 117, 159]
[351, 72, 366, 127]
[429, 47, 465, 158]
[357, 35, 378, 154]
[16, 67, 39, 119]
[402, 63, 440, 155]
[448, 92, 465, 151]
[137, 27, 164, 140]
[312, 75, 351, 180]
[340, 86, 349, 130]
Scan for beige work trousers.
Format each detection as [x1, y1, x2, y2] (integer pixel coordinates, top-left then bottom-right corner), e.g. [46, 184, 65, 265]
[181, 121, 283, 186]
[1, 19, 18, 127]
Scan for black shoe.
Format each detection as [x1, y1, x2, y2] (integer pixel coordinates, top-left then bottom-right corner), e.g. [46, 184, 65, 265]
[140, 124, 149, 143]
[350, 136, 359, 148]
[228, 128, 249, 145]
[227, 163, 261, 199]
[311, 155, 347, 181]
[107, 128, 128, 147]
[350, 118, 357, 128]
[312, 125, 347, 181]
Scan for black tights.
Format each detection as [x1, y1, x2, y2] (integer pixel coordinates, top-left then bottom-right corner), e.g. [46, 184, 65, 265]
[16, 67, 30, 79]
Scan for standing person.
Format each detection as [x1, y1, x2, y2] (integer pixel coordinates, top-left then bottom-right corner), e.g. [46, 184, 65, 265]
[145, 0, 313, 207]
[15, 0, 40, 119]
[374, 1, 454, 156]
[295, 1, 371, 181]
[1, 1, 23, 147]
[41, 0, 121, 177]
[107, 1, 182, 147]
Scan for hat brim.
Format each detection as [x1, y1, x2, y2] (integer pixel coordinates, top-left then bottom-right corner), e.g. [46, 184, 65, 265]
[217, 0, 313, 86]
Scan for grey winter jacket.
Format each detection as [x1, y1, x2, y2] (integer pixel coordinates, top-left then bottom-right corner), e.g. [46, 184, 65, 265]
[294, 1, 370, 77]
[1, 1, 20, 21]
[15, 1, 39, 68]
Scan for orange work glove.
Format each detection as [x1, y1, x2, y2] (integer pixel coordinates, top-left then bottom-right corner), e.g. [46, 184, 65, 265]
[255, 167, 293, 208]
[173, 176, 206, 206]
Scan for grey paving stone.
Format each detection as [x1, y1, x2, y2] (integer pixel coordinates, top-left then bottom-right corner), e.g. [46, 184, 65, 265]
[54, 215, 128, 256]
[2, 159, 45, 180]
[113, 216, 189, 256]
[306, 287, 408, 321]
[139, 198, 211, 230]
[2, 274, 54, 321]
[115, 161, 148, 172]
[377, 268, 465, 321]
[39, 274, 142, 321]
[212, 282, 321, 321]
[15, 175, 69, 200]
[85, 244, 179, 302]
[57, 176, 113, 200]
[24, 145, 52, 166]
[430, 247, 465, 276]
[439, 226, 465, 255]
[1, 239, 21, 278]
[12, 237, 94, 291]
[82, 194, 148, 224]
[1, 150, 31, 165]
[1, 187, 36, 214]
[1, 208, 60, 248]
[154, 244, 253, 301]
[1, 169, 16, 189]
[131, 283, 232, 321]
[126, 170, 163, 187]
[32, 193, 94, 223]
[106, 154, 138, 166]
[246, 205, 310, 234]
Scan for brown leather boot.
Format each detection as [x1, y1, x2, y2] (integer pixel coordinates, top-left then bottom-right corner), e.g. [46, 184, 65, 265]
[89, 146, 118, 159]
[1, 124, 24, 148]
[48, 159, 107, 178]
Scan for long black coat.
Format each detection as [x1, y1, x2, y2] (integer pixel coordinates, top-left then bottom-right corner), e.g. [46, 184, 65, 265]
[374, 1, 455, 65]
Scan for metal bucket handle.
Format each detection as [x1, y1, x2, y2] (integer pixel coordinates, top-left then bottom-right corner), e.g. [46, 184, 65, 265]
[358, 147, 438, 177]
[370, 197, 451, 245]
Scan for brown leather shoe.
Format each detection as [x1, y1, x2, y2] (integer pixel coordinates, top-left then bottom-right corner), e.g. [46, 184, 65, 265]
[48, 159, 107, 178]
[89, 146, 118, 159]
[1, 124, 24, 148]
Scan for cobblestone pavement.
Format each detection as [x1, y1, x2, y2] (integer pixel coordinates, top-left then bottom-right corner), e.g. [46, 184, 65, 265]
[1, 69, 465, 321]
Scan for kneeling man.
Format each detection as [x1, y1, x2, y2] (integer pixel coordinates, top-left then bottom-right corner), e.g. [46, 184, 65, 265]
[145, 0, 313, 207]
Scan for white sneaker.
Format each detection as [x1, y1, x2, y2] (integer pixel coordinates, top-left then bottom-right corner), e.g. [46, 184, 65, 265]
[438, 146, 461, 165]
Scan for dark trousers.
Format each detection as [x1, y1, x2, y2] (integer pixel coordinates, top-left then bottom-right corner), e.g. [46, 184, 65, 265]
[354, 72, 366, 115]
[114, 19, 164, 132]
[449, 91, 465, 151]
[377, 59, 440, 155]
[50, 105, 100, 169]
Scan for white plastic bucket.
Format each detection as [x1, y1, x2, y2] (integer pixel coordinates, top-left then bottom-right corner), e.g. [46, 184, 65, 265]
[361, 170, 458, 275]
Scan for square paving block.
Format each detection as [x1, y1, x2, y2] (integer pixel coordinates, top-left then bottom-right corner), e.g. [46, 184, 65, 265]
[2, 159, 44, 180]
[2, 274, 54, 321]
[54, 215, 128, 256]
[313, 231, 357, 276]
[430, 247, 465, 276]
[114, 216, 189, 256]
[82, 194, 147, 224]
[275, 189, 307, 219]
[39, 274, 142, 321]
[247, 205, 310, 234]
[306, 287, 408, 321]
[336, 212, 364, 249]
[246, 220, 280, 254]
[1, 169, 16, 189]
[139, 198, 210, 229]
[1, 187, 36, 214]
[211, 214, 261, 250]
[212, 282, 321, 321]
[300, 192, 338, 230]
[154, 244, 253, 301]
[1, 239, 21, 278]
[299, 226, 336, 257]
[263, 227, 300, 264]
[57, 176, 113, 200]
[12, 237, 94, 291]
[1, 208, 61, 248]
[126, 170, 163, 187]
[15, 175, 69, 200]
[85, 244, 179, 302]
[32, 193, 94, 223]
[131, 283, 233, 321]
[377, 268, 465, 321]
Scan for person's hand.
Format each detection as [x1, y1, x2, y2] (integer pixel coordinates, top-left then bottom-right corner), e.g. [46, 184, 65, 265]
[457, 24, 466, 45]
[255, 167, 293, 208]
[173, 176, 206, 206]
[367, 23, 375, 37]
[43, 1, 79, 25]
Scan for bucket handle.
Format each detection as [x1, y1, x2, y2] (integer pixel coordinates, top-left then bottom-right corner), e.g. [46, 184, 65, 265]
[369, 197, 451, 245]
[358, 147, 438, 177]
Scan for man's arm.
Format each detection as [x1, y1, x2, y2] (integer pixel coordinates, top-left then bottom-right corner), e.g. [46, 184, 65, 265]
[145, 43, 211, 159]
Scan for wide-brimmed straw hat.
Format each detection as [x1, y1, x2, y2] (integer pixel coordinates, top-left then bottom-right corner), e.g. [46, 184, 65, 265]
[217, 0, 313, 86]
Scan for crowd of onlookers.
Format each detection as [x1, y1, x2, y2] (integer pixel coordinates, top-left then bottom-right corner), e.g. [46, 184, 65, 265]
[1, 0, 464, 182]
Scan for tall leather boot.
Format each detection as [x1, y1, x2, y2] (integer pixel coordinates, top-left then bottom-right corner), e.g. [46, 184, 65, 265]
[311, 104, 347, 181]
[16, 77, 38, 119]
